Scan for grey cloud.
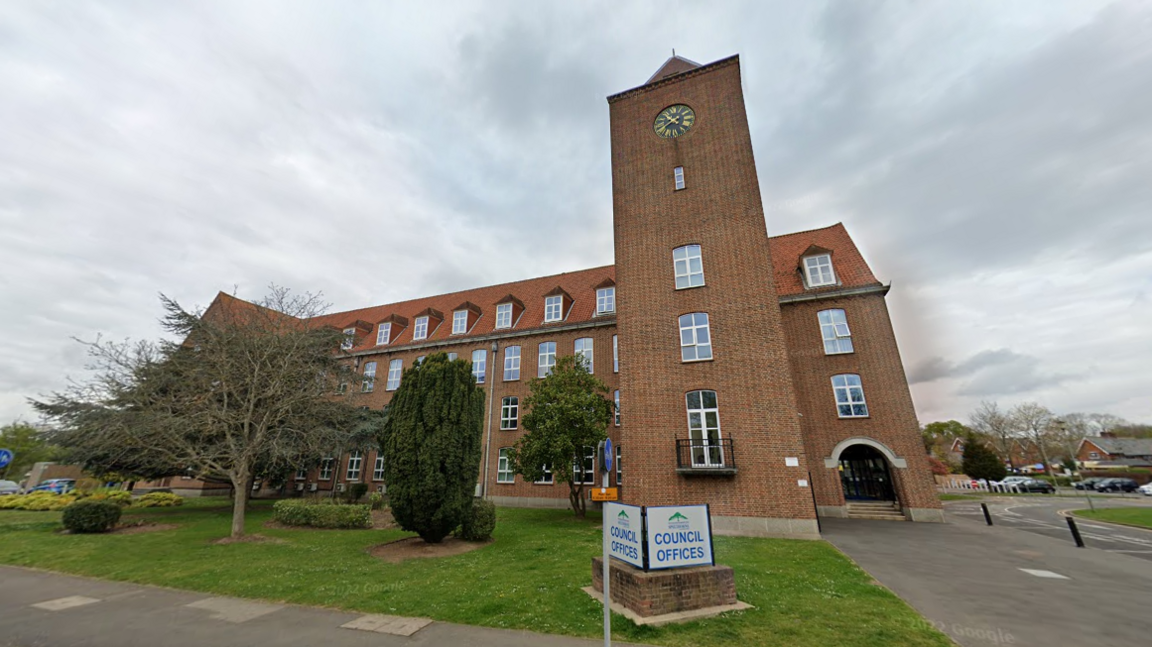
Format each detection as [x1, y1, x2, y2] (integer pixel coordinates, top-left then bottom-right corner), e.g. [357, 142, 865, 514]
[908, 349, 1079, 397]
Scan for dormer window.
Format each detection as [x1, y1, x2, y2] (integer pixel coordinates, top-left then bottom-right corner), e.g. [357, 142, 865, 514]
[413, 316, 429, 340]
[496, 303, 513, 329]
[341, 328, 356, 350]
[804, 254, 836, 287]
[452, 310, 468, 334]
[596, 287, 615, 315]
[376, 322, 391, 346]
[544, 295, 563, 323]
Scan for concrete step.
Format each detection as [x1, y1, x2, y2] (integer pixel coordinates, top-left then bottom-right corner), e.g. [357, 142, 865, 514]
[846, 501, 905, 520]
[846, 512, 907, 521]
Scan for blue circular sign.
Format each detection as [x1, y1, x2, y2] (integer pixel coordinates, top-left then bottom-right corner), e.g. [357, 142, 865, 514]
[0, 449, 13, 470]
[603, 438, 613, 472]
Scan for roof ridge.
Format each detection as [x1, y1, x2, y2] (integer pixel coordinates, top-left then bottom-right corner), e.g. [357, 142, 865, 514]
[767, 222, 844, 240]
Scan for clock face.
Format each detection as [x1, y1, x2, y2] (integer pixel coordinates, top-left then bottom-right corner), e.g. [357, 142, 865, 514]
[654, 104, 696, 138]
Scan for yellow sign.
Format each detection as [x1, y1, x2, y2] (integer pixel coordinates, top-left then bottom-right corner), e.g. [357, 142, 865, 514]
[591, 487, 618, 502]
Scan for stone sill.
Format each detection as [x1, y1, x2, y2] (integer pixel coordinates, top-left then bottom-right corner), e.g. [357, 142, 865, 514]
[676, 467, 738, 476]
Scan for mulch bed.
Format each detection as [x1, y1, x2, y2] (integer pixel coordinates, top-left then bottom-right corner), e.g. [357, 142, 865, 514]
[109, 520, 180, 535]
[368, 536, 492, 563]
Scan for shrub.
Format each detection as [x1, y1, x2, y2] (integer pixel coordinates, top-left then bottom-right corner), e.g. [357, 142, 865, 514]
[134, 492, 184, 508]
[3, 493, 78, 511]
[272, 499, 371, 529]
[349, 483, 369, 502]
[62, 500, 122, 533]
[84, 489, 133, 506]
[457, 498, 496, 542]
[367, 492, 386, 510]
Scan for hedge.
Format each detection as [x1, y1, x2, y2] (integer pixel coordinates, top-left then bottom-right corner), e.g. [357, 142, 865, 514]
[62, 500, 122, 533]
[272, 499, 372, 529]
[0, 493, 78, 511]
[133, 492, 184, 507]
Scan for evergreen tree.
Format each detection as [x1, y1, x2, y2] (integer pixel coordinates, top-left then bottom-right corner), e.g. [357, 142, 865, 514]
[380, 353, 485, 543]
[962, 436, 1007, 483]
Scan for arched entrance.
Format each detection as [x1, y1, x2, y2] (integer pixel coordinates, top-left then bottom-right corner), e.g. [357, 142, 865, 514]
[838, 444, 895, 502]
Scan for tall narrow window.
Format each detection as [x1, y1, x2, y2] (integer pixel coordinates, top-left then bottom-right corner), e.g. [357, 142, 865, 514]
[818, 309, 854, 354]
[413, 316, 429, 340]
[832, 374, 868, 418]
[376, 322, 391, 345]
[372, 454, 385, 480]
[346, 451, 363, 481]
[614, 390, 621, 426]
[679, 313, 713, 361]
[535, 463, 553, 485]
[686, 390, 723, 467]
[574, 338, 594, 373]
[615, 445, 622, 484]
[452, 310, 468, 334]
[295, 468, 307, 480]
[613, 335, 618, 373]
[497, 448, 514, 483]
[361, 361, 377, 392]
[574, 447, 596, 485]
[341, 328, 356, 350]
[596, 287, 615, 314]
[471, 349, 487, 383]
[495, 303, 513, 329]
[319, 457, 334, 480]
[504, 345, 521, 381]
[674, 166, 685, 190]
[544, 295, 563, 322]
[804, 254, 836, 287]
[538, 341, 556, 377]
[501, 396, 519, 430]
[673, 245, 705, 289]
[386, 359, 403, 391]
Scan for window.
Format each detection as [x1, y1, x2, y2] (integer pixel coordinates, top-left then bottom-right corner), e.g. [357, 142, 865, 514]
[615, 444, 622, 485]
[373, 454, 385, 481]
[575, 338, 593, 373]
[361, 361, 376, 392]
[804, 254, 836, 287]
[596, 287, 615, 314]
[295, 468, 307, 481]
[1088, 452, 1100, 460]
[452, 310, 468, 334]
[416, 355, 425, 364]
[613, 335, 618, 373]
[674, 166, 685, 190]
[346, 451, 362, 481]
[413, 316, 429, 340]
[386, 359, 403, 391]
[337, 376, 348, 394]
[497, 449, 514, 483]
[679, 313, 713, 361]
[447, 352, 457, 361]
[376, 322, 391, 345]
[574, 446, 596, 485]
[544, 295, 563, 322]
[673, 245, 704, 289]
[818, 309, 854, 354]
[341, 328, 356, 350]
[472, 349, 487, 383]
[832, 374, 868, 418]
[504, 345, 521, 381]
[319, 457, 334, 480]
[538, 342, 556, 377]
[614, 390, 620, 426]
[535, 463, 553, 485]
[496, 303, 513, 329]
[501, 396, 518, 430]
[686, 390, 723, 467]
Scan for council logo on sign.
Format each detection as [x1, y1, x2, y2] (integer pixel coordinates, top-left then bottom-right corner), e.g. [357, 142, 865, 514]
[617, 509, 631, 528]
[668, 511, 689, 529]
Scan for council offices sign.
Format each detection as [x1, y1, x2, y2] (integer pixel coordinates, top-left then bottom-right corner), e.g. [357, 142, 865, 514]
[645, 504, 714, 569]
[605, 502, 644, 568]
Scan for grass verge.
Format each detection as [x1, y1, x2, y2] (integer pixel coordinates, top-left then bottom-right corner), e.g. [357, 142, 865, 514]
[0, 503, 950, 647]
[1072, 507, 1152, 530]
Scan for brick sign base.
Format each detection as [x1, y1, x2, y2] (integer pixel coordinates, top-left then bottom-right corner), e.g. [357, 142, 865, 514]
[591, 557, 737, 618]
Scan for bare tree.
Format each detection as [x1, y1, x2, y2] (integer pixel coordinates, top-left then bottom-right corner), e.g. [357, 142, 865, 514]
[1010, 402, 1057, 474]
[33, 287, 374, 538]
[1086, 413, 1128, 436]
[969, 401, 1017, 470]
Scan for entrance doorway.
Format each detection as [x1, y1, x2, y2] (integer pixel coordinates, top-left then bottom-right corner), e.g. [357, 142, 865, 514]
[839, 444, 895, 502]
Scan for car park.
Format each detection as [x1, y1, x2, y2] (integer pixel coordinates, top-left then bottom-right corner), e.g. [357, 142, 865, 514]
[1013, 478, 1056, 494]
[1094, 478, 1139, 493]
[1073, 477, 1108, 491]
[27, 478, 75, 494]
[0, 480, 21, 496]
[994, 476, 1033, 491]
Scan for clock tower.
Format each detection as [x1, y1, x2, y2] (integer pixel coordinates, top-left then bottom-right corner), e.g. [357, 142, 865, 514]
[609, 55, 819, 537]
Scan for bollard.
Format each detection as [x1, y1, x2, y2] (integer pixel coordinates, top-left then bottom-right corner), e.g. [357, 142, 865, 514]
[981, 503, 993, 526]
[1066, 516, 1085, 548]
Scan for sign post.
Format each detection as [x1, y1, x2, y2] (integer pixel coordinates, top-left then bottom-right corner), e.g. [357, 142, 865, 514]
[0, 449, 12, 476]
[598, 438, 613, 647]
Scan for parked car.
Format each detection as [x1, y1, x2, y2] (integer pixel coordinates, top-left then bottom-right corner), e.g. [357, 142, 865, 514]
[1074, 477, 1108, 491]
[1139, 482, 1152, 496]
[1014, 478, 1056, 494]
[1094, 478, 1139, 493]
[27, 478, 75, 494]
[994, 476, 1034, 491]
[0, 480, 21, 496]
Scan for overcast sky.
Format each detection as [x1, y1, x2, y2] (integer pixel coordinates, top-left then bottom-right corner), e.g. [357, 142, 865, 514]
[2, 0, 1149, 427]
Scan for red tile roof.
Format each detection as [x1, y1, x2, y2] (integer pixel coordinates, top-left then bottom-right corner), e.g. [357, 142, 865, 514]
[766, 223, 880, 297]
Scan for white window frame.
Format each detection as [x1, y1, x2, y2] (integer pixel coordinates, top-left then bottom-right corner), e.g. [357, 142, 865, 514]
[361, 361, 377, 393]
[447, 352, 457, 361]
[534, 463, 553, 485]
[685, 390, 724, 468]
[596, 287, 615, 315]
[504, 345, 521, 381]
[372, 454, 385, 481]
[319, 457, 334, 481]
[574, 446, 596, 485]
[386, 359, 403, 391]
[538, 341, 556, 378]
[614, 390, 620, 426]
[575, 338, 594, 373]
[804, 254, 836, 287]
[501, 396, 518, 430]
[818, 309, 854, 355]
[615, 444, 622, 485]
[295, 468, 308, 481]
[544, 295, 564, 323]
[1088, 452, 1100, 460]
[452, 310, 468, 335]
[341, 328, 356, 350]
[495, 303, 513, 329]
[376, 322, 391, 346]
[613, 335, 618, 373]
[346, 450, 363, 481]
[674, 166, 685, 190]
[413, 316, 429, 340]
[497, 448, 514, 484]
[673, 245, 705, 289]
[679, 313, 713, 362]
[471, 349, 487, 384]
[832, 374, 869, 418]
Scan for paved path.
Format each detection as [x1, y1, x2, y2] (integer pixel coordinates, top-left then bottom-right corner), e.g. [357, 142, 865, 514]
[822, 507, 1152, 647]
[0, 565, 641, 647]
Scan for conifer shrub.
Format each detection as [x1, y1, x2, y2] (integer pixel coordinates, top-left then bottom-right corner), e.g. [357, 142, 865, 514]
[457, 498, 496, 542]
[62, 500, 122, 533]
[349, 482, 369, 502]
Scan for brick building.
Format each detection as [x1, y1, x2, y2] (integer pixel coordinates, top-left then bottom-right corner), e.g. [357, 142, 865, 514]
[185, 54, 942, 534]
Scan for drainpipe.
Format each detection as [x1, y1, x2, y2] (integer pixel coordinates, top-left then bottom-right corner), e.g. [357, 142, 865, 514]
[481, 341, 499, 499]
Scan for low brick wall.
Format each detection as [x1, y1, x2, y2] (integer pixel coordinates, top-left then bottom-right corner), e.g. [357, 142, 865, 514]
[591, 557, 736, 617]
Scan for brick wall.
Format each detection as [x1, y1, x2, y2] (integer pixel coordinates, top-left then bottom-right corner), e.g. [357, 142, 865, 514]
[592, 557, 736, 617]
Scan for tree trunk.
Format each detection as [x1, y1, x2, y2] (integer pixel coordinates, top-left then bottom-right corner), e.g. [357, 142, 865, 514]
[229, 469, 253, 538]
[569, 483, 585, 518]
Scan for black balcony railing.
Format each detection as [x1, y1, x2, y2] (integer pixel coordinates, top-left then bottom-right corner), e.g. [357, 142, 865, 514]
[675, 438, 737, 475]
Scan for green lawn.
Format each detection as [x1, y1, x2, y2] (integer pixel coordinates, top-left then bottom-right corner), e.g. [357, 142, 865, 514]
[938, 494, 979, 501]
[1073, 507, 1152, 530]
[0, 502, 949, 647]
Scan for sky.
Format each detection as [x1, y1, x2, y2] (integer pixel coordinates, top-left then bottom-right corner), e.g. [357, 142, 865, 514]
[1, 0, 1149, 427]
